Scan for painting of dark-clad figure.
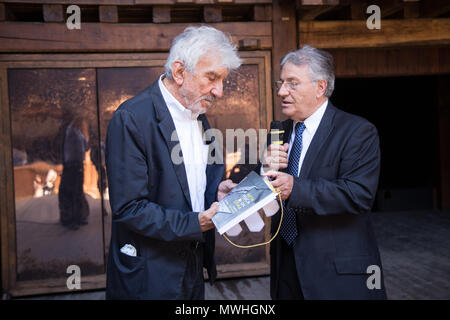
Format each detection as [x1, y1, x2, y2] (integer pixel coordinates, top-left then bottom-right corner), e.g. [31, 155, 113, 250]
[9, 68, 105, 281]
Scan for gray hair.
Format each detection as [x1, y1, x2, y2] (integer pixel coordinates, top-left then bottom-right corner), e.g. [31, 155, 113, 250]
[164, 26, 242, 79]
[281, 45, 335, 97]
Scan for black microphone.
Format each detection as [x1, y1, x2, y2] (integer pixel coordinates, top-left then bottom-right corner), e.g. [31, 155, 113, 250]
[269, 121, 284, 146]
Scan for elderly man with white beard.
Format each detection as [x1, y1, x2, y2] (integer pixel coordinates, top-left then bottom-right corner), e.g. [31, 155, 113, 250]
[105, 26, 241, 300]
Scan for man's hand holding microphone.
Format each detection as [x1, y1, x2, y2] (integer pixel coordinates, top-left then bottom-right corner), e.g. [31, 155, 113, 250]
[262, 122, 295, 201]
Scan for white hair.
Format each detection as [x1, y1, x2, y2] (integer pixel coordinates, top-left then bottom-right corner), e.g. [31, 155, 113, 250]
[164, 26, 242, 79]
[281, 45, 335, 98]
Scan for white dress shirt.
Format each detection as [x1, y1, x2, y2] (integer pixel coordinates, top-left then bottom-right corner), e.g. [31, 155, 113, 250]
[287, 99, 328, 176]
[159, 76, 208, 212]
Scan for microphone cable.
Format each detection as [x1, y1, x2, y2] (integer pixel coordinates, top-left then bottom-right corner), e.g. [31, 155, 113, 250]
[222, 188, 284, 249]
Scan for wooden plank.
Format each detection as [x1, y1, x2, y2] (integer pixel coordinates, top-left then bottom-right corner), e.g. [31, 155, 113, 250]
[299, 19, 450, 48]
[152, 6, 171, 24]
[0, 21, 272, 52]
[203, 6, 222, 23]
[272, 0, 297, 122]
[329, 47, 450, 77]
[299, 0, 339, 4]
[9, 274, 106, 297]
[43, 4, 64, 22]
[1, 0, 135, 4]
[99, 5, 118, 23]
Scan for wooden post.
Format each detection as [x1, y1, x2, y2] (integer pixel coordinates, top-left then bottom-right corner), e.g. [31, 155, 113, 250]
[99, 6, 119, 23]
[272, 0, 297, 121]
[153, 6, 171, 23]
[43, 4, 64, 23]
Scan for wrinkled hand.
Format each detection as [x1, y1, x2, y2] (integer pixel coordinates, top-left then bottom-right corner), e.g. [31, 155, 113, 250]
[198, 202, 219, 232]
[217, 179, 237, 201]
[262, 171, 294, 201]
[262, 143, 289, 172]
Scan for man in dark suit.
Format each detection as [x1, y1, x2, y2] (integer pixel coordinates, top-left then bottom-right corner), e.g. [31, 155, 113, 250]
[263, 45, 387, 300]
[105, 26, 241, 299]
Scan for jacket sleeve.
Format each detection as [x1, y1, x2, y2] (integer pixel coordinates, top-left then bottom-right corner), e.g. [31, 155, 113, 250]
[105, 108, 203, 242]
[287, 121, 380, 216]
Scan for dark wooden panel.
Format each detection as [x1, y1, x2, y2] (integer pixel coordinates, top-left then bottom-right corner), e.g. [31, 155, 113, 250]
[0, 21, 272, 52]
[152, 6, 171, 23]
[204, 6, 222, 23]
[99, 5, 118, 23]
[329, 47, 450, 77]
[299, 18, 450, 49]
[43, 4, 64, 22]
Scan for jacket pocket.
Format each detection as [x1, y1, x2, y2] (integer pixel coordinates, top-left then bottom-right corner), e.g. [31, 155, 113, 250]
[334, 256, 378, 275]
[116, 253, 146, 299]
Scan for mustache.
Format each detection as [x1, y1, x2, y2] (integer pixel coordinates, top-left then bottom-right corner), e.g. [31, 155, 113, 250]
[194, 95, 216, 105]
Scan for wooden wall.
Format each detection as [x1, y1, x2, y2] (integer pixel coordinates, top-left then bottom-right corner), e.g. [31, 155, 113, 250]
[0, 0, 450, 297]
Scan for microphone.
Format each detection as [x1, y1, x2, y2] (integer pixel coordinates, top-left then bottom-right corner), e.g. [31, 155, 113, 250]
[269, 121, 284, 146]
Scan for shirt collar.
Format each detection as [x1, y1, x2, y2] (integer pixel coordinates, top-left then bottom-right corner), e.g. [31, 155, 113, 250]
[158, 75, 198, 121]
[294, 99, 328, 135]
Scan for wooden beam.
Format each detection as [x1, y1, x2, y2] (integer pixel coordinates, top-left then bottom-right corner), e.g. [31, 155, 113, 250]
[43, 4, 64, 23]
[152, 6, 171, 24]
[2, 0, 136, 4]
[99, 5, 118, 23]
[272, 0, 297, 121]
[203, 6, 222, 23]
[299, 18, 450, 49]
[0, 21, 272, 52]
[299, 0, 339, 4]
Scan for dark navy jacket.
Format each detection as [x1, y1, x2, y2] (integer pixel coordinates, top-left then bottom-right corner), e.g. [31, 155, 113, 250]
[270, 102, 387, 300]
[105, 81, 223, 299]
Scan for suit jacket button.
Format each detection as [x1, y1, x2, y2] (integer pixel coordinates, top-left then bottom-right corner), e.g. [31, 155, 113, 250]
[179, 251, 186, 258]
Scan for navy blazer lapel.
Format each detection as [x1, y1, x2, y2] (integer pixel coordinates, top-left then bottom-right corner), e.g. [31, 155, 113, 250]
[299, 102, 336, 180]
[199, 114, 224, 198]
[151, 82, 193, 210]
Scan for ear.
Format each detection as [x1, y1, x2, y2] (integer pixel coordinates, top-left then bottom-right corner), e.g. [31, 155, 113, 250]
[171, 60, 185, 86]
[316, 79, 327, 98]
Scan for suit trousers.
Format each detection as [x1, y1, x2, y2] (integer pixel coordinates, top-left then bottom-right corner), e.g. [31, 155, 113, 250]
[276, 239, 304, 300]
[180, 241, 205, 300]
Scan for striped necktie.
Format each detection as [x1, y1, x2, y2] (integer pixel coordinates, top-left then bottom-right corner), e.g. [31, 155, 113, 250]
[280, 122, 306, 245]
